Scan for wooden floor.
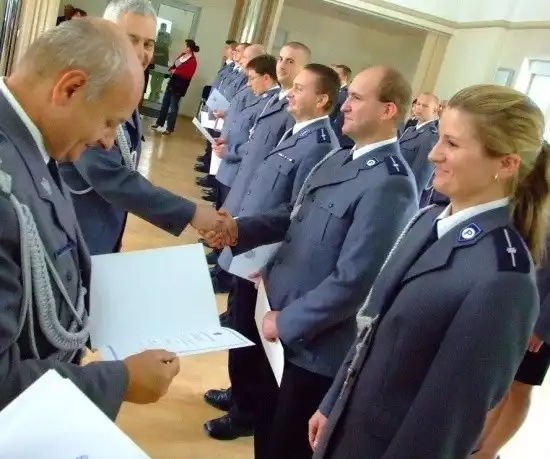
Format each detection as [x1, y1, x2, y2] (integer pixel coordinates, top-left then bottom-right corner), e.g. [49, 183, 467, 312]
[114, 117, 549, 458]
[115, 117, 252, 458]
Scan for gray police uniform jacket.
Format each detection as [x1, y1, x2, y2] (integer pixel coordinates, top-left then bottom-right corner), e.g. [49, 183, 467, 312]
[215, 88, 275, 187]
[534, 233, 550, 342]
[222, 94, 295, 215]
[232, 143, 418, 377]
[0, 95, 128, 420]
[218, 117, 339, 270]
[58, 111, 196, 255]
[221, 70, 247, 102]
[212, 62, 234, 89]
[315, 205, 539, 459]
[399, 119, 438, 196]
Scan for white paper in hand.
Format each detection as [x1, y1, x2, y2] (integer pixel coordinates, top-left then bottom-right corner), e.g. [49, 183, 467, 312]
[205, 88, 230, 111]
[255, 282, 285, 386]
[192, 117, 216, 144]
[0, 370, 149, 458]
[89, 244, 254, 360]
[228, 243, 282, 282]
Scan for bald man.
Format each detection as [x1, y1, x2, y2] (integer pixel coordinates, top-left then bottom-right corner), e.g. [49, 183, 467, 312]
[0, 18, 179, 419]
[399, 91, 439, 196]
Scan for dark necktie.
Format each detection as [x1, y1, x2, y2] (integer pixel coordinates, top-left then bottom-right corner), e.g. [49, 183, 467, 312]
[47, 158, 63, 192]
[342, 152, 354, 166]
[418, 223, 439, 256]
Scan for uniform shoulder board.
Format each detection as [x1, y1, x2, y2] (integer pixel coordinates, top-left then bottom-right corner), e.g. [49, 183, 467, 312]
[492, 226, 531, 273]
[0, 169, 12, 196]
[384, 155, 408, 176]
[317, 128, 331, 144]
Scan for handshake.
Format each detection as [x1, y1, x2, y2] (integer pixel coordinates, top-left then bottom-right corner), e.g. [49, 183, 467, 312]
[190, 206, 238, 249]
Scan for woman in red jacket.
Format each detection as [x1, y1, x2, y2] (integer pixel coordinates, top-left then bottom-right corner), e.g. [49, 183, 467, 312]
[152, 39, 200, 135]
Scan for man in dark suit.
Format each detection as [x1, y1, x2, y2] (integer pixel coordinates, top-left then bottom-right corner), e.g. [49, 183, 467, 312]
[202, 65, 418, 458]
[330, 64, 353, 148]
[0, 17, 180, 419]
[59, 0, 226, 255]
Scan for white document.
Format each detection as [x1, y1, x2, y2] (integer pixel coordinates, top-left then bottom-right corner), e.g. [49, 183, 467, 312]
[210, 153, 222, 175]
[205, 88, 230, 112]
[192, 117, 216, 144]
[255, 282, 285, 386]
[0, 370, 149, 458]
[228, 243, 282, 282]
[89, 244, 254, 361]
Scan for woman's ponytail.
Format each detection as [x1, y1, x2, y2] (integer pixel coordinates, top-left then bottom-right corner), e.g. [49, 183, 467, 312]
[513, 141, 550, 266]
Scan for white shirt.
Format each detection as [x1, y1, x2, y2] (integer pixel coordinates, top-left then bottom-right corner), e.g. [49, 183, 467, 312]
[416, 119, 436, 130]
[225, 59, 233, 65]
[0, 77, 49, 163]
[352, 137, 397, 161]
[292, 115, 329, 135]
[279, 89, 289, 101]
[235, 65, 243, 73]
[435, 197, 510, 238]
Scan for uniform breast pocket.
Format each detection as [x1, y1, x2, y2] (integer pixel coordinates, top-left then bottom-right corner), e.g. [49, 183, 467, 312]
[264, 154, 295, 189]
[311, 198, 351, 247]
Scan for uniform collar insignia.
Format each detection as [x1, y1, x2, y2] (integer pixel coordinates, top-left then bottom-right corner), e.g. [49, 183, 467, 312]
[457, 223, 483, 243]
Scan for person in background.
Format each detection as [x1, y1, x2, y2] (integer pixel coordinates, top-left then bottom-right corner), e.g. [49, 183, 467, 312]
[398, 97, 418, 136]
[56, 3, 75, 25]
[152, 39, 200, 135]
[472, 218, 550, 459]
[330, 64, 353, 148]
[0, 17, 180, 421]
[399, 92, 439, 195]
[59, 0, 225, 257]
[148, 22, 172, 102]
[309, 85, 550, 459]
[71, 8, 87, 18]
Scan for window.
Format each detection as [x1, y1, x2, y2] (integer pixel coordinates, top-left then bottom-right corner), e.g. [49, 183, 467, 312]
[517, 59, 550, 141]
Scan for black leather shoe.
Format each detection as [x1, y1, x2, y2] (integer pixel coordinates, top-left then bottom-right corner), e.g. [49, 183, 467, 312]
[197, 155, 206, 162]
[196, 176, 215, 188]
[219, 311, 231, 327]
[206, 251, 219, 265]
[202, 192, 217, 203]
[204, 388, 232, 411]
[195, 163, 209, 173]
[212, 276, 231, 294]
[204, 414, 254, 440]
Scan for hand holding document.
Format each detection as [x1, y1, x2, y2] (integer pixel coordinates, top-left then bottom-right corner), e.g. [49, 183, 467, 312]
[255, 282, 285, 386]
[89, 244, 254, 361]
[228, 242, 282, 282]
[0, 370, 150, 458]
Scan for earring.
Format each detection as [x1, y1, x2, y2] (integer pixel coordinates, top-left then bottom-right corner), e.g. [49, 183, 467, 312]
[494, 173, 499, 181]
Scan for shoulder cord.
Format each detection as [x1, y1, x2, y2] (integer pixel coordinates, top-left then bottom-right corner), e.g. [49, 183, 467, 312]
[67, 125, 136, 195]
[289, 147, 342, 220]
[0, 172, 90, 362]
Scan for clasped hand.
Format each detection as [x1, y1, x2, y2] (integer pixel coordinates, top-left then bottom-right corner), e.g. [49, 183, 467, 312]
[191, 206, 237, 248]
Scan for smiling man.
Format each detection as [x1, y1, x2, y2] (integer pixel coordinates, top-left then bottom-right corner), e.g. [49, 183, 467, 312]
[58, 0, 228, 256]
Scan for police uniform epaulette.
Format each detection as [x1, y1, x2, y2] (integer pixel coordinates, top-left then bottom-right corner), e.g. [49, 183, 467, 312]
[492, 226, 531, 273]
[317, 127, 331, 143]
[384, 155, 408, 176]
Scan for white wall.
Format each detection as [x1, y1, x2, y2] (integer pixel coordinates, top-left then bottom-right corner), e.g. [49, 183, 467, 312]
[278, 4, 426, 82]
[59, 0, 235, 117]
[332, 0, 550, 22]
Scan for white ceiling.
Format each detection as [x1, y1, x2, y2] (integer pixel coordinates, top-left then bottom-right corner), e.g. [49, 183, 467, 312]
[283, 0, 427, 37]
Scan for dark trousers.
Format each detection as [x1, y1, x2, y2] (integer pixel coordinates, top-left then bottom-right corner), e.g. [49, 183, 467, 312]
[156, 89, 181, 132]
[254, 360, 333, 459]
[227, 277, 263, 424]
[215, 182, 230, 211]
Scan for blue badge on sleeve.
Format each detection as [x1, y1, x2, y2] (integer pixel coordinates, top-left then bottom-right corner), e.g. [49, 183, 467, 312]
[457, 223, 483, 244]
[317, 128, 330, 143]
[384, 155, 408, 176]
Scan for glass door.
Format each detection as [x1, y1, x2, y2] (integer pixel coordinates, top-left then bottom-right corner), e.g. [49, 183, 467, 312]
[0, 0, 22, 76]
[141, 1, 201, 118]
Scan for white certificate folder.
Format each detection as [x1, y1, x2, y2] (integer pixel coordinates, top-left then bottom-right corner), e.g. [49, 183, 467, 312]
[0, 370, 149, 458]
[205, 88, 230, 111]
[89, 244, 254, 361]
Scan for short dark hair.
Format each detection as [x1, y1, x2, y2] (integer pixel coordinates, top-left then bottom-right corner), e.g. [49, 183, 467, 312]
[375, 67, 412, 124]
[304, 63, 341, 113]
[333, 64, 352, 80]
[283, 41, 311, 59]
[247, 54, 278, 82]
[239, 42, 252, 49]
[225, 40, 236, 45]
